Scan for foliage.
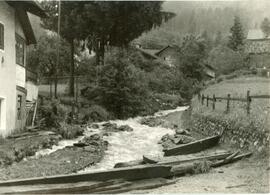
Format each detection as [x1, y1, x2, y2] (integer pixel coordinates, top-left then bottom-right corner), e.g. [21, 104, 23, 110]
[96, 48, 150, 118]
[260, 17, 270, 37]
[80, 105, 111, 123]
[39, 99, 68, 128]
[227, 16, 245, 51]
[207, 45, 247, 75]
[27, 34, 71, 78]
[178, 35, 207, 81]
[58, 123, 84, 139]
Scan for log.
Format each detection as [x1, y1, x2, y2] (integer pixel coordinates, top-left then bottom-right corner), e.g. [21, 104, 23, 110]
[211, 152, 252, 168]
[0, 165, 172, 186]
[114, 160, 144, 168]
[164, 135, 221, 156]
[143, 150, 232, 166]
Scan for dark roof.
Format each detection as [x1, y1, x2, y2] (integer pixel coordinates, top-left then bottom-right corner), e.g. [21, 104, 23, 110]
[155, 45, 180, 56]
[136, 47, 158, 60]
[6, 1, 46, 45]
[204, 63, 215, 70]
[7, 1, 46, 18]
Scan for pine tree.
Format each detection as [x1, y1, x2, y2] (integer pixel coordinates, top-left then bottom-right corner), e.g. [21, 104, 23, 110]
[260, 17, 270, 37]
[228, 16, 245, 51]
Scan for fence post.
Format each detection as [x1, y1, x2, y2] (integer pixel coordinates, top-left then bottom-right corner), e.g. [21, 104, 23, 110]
[206, 95, 209, 107]
[198, 92, 201, 101]
[49, 79, 52, 99]
[247, 90, 251, 115]
[201, 94, 204, 105]
[212, 94, 216, 110]
[226, 94, 231, 113]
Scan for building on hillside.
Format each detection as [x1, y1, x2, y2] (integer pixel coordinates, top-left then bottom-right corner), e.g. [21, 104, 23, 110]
[135, 44, 159, 60]
[155, 45, 180, 67]
[203, 64, 216, 79]
[245, 29, 270, 75]
[0, 1, 45, 136]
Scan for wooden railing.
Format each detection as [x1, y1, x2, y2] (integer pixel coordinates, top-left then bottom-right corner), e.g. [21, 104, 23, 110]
[198, 90, 270, 114]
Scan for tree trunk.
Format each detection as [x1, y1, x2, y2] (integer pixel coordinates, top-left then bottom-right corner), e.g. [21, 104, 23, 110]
[69, 39, 75, 97]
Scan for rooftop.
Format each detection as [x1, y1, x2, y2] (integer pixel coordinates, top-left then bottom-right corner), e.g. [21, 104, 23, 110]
[247, 29, 270, 40]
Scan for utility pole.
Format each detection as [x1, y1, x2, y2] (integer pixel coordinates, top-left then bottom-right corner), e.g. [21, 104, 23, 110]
[55, 0, 61, 98]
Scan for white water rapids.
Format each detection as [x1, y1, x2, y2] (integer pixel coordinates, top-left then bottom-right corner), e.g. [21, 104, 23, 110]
[34, 106, 189, 172]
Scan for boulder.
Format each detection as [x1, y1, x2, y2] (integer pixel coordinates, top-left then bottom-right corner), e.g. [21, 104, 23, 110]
[117, 125, 133, 132]
[102, 122, 118, 132]
[175, 129, 191, 136]
[89, 123, 99, 129]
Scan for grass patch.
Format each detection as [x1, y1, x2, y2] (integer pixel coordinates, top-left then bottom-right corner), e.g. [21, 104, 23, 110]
[184, 76, 270, 152]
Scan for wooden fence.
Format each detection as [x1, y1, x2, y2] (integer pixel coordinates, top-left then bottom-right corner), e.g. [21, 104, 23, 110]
[198, 90, 270, 114]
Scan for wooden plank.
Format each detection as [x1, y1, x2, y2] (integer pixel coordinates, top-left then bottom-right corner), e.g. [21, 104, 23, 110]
[250, 95, 270, 99]
[0, 180, 126, 194]
[0, 165, 172, 187]
[95, 178, 176, 194]
[143, 150, 231, 165]
[164, 135, 221, 156]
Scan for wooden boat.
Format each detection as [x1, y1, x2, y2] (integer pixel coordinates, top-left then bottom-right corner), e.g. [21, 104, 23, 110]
[163, 134, 221, 156]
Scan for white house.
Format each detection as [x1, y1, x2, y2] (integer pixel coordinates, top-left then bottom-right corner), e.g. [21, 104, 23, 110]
[0, 1, 45, 137]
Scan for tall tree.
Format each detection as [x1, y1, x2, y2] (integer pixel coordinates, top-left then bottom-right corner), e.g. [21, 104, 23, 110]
[227, 16, 245, 51]
[260, 17, 270, 37]
[178, 35, 207, 81]
[41, 1, 175, 95]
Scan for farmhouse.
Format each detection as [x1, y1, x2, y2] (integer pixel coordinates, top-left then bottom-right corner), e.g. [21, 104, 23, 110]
[0, 1, 45, 136]
[155, 45, 180, 67]
[245, 29, 270, 73]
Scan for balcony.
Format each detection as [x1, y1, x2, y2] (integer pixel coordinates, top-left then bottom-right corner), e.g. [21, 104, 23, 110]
[26, 68, 38, 83]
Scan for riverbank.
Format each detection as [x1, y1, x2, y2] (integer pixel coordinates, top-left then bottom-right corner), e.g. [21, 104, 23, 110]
[138, 77, 270, 193]
[134, 109, 270, 193]
[0, 107, 187, 181]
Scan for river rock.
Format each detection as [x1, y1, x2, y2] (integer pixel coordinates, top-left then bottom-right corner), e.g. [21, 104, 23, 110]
[102, 122, 118, 132]
[140, 117, 164, 127]
[175, 129, 191, 136]
[118, 125, 133, 132]
[89, 123, 99, 129]
[173, 134, 195, 144]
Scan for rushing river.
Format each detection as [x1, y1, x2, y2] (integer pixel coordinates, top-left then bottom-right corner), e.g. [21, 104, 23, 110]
[34, 106, 189, 171]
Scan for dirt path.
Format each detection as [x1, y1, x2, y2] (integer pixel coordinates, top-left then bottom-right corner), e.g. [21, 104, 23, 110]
[132, 156, 269, 193]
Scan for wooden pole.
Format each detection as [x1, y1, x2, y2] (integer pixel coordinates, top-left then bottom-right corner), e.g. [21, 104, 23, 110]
[247, 90, 251, 115]
[50, 79, 52, 99]
[212, 94, 216, 110]
[206, 95, 209, 107]
[201, 94, 204, 105]
[226, 94, 231, 113]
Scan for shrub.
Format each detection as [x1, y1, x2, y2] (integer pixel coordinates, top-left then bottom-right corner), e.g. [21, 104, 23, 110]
[81, 105, 111, 123]
[58, 123, 84, 139]
[39, 99, 68, 128]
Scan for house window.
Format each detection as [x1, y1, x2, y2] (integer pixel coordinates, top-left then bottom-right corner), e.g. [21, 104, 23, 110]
[17, 95, 22, 120]
[0, 23, 4, 50]
[15, 34, 25, 66]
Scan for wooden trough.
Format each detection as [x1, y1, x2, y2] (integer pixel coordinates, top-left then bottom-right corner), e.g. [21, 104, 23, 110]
[163, 134, 221, 156]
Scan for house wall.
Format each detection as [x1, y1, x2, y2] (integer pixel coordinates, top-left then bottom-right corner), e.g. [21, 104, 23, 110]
[26, 81, 38, 101]
[0, 1, 17, 136]
[248, 53, 270, 68]
[245, 40, 270, 54]
[157, 48, 179, 67]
